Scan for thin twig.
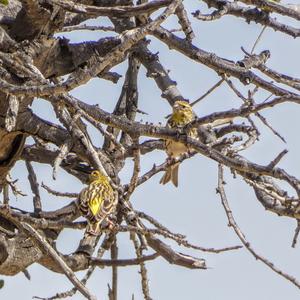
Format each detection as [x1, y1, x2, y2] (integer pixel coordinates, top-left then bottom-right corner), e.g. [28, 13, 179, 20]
[40, 234, 114, 300]
[267, 149, 288, 169]
[217, 164, 300, 289]
[5, 174, 27, 197]
[225, 76, 285, 143]
[53, 139, 73, 180]
[190, 79, 224, 107]
[2, 184, 9, 206]
[21, 223, 96, 300]
[110, 237, 118, 300]
[256, 111, 286, 143]
[192, 7, 228, 21]
[131, 233, 152, 300]
[116, 225, 242, 253]
[25, 161, 42, 213]
[292, 220, 300, 248]
[124, 138, 141, 201]
[61, 25, 115, 32]
[136, 211, 185, 239]
[91, 253, 159, 267]
[123, 151, 197, 191]
[41, 182, 79, 198]
[251, 25, 267, 54]
[54, 103, 108, 176]
[75, 101, 125, 154]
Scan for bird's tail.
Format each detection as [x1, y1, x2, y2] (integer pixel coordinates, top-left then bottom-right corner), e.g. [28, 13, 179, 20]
[159, 163, 179, 187]
[86, 222, 101, 236]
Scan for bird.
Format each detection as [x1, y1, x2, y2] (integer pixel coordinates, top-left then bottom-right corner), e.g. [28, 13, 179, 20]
[160, 100, 197, 187]
[78, 170, 117, 235]
[261, 0, 280, 12]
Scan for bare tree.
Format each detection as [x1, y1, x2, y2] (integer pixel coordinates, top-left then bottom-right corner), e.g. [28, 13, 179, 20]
[0, 0, 300, 299]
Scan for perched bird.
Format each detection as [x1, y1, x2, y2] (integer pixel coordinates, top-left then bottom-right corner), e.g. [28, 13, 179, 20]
[160, 100, 197, 187]
[78, 170, 117, 235]
[261, 0, 280, 12]
[0, 0, 8, 5]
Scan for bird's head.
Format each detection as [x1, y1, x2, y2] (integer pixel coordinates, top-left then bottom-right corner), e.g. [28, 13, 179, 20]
[89, 170, 108, 183]
[173, 101, 192, 113]
[171, 101, 193, 123]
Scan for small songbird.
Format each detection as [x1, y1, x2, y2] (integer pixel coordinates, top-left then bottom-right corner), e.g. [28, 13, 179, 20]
[78, 170, 117, 235]
[160, 100, 197, 187]
[261, 0, 280, 12]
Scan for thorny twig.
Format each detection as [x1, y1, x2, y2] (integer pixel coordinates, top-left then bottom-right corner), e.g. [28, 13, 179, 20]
[131, 233, 152, 300]
[224, 76, 286, 143]
[116, 225, 242, 254]
[217, 164, 300, 290]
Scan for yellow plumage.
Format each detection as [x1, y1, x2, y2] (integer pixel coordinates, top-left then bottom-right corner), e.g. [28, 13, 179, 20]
[78, 170, 117, 235]
[261, 0, 280, 12]
[0, 0, 9, 5]
[160, 100, 197, 187]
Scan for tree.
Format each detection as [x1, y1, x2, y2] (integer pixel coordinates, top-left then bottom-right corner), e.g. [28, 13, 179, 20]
[0, 0, 300, 299]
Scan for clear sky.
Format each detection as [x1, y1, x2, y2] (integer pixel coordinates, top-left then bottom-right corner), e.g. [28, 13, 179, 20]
[2, 1, 300, 299]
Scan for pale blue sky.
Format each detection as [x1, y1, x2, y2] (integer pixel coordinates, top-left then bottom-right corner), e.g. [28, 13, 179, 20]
[3, 1, 300, 299]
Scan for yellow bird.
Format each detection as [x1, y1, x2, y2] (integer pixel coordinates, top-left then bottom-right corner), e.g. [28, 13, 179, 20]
[160, 100, 197, 187]
[262, 0, 280, 12]
[78, 170, 117, 235]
